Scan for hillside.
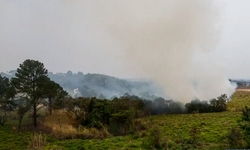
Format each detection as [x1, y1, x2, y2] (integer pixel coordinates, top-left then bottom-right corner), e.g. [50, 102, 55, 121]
[0, 70, 164, 100]
[227, 91, 250, 111]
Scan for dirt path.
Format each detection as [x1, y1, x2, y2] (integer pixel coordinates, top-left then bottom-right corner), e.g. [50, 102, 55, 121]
[236, 89, 250, 92]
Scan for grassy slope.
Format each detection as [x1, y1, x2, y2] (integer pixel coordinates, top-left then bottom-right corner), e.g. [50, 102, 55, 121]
[227, 91, 250, 111]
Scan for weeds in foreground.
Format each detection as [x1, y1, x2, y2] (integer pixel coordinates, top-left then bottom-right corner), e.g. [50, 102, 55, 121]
[27, 133, 46, 150]
[146, 125, 168, 149]
[188, 126, 201, 146]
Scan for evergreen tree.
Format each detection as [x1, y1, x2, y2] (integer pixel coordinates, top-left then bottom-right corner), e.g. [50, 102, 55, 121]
[11, 59, 48, 127]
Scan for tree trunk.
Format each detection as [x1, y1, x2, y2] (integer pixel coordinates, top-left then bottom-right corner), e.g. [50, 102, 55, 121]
[33, 103, 37, 127]
[18, 116, 23, 131]
[49, 97, 52, 115]
[0, 111, 7, 126]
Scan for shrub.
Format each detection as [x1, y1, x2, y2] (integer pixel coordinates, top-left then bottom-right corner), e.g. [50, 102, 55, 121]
[129, 118, 147, 135]
[110, 109, 135, 135]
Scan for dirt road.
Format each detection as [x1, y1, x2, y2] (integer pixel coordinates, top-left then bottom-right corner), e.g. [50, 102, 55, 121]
[236, 89, 250, 92]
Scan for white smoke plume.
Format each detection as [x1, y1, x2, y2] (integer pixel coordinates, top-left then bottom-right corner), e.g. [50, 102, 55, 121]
[0, 0, 236, 102]
[88, 0, 236, 102]
[74, 88, 79, 94]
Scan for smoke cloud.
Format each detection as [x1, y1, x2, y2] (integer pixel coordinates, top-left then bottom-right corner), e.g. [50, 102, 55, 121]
[88, 0, 236, 102]
[0, 0, 236, 102]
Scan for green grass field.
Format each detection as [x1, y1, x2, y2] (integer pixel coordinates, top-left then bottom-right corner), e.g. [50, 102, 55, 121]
[44, 112, 241, 150]
[1, 91, 250, 150]
[0, 125, 30, 150]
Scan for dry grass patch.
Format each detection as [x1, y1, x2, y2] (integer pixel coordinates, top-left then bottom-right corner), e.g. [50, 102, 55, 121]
[27, 133, 47, 150]
[41, 110, 110, 139]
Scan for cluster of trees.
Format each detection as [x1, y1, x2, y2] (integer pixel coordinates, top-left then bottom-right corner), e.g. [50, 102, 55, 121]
[0, 59, 68, 129]
[64, 96, 146, 135]
[185, 94, 228, 113]
[144, 97, 185, 115]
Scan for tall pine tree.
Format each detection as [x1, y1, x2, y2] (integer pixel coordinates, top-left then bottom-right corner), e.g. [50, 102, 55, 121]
[11, 59, 48, 127]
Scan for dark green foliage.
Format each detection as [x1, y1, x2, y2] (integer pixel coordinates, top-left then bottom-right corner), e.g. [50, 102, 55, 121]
[17, 103, 31, 130]
[109, 96, 148, 135]
[64, 95, 147, 135]
[64, 93, 230, 138]
[0, 75, 16, 126]
[0, 75, 15, 99]
[143, 98, 186, 115]
[185, 99, 209, 113]
[210, 94, 228, 112]
[110, 108, 135, 135]
[42, 78, 68, 115]
[185, 94, 228, 113]
[85, 98, 111, 129]
[64, 97, 90, 125]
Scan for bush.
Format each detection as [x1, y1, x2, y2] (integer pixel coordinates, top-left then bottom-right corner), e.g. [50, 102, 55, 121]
[129, 118, 148, 135]
[109, 109, 135, 135]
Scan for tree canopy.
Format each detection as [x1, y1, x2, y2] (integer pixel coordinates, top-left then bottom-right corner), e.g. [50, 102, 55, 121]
[42, 77, 68, 115]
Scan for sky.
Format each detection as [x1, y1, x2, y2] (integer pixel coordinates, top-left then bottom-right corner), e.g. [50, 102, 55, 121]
[0, 0, 250, 80]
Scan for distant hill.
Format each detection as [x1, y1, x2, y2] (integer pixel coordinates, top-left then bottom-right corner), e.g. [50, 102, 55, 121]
[1, 70, 164, 100]
[229, 79, 250, 89]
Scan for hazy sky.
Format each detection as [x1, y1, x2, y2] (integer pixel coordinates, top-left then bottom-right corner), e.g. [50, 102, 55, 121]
[0, 0, 250, 79]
